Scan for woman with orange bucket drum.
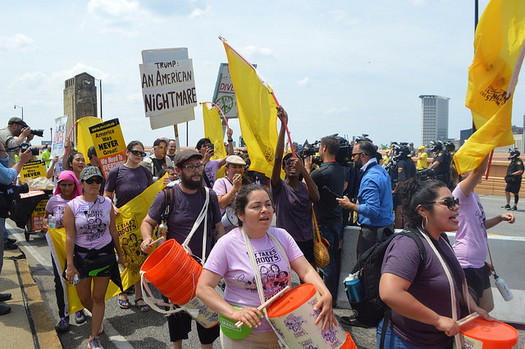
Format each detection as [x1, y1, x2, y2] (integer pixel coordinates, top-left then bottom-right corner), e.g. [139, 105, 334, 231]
[196, 184, 336, 349]
[378, 178, 493, 349]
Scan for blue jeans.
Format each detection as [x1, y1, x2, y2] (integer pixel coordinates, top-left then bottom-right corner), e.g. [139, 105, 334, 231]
[318, 222, 343, 306]
[377, 319, 453, 349]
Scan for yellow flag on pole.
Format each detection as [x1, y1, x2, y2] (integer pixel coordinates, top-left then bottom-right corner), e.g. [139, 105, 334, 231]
[202, 103, 227, 179]
[77, 117, 102, 159]
[455, 0, 525, 174]
[222, 40, 278, 178]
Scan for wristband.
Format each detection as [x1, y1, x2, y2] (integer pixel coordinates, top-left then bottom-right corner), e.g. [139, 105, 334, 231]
[227, 139, 233, 142]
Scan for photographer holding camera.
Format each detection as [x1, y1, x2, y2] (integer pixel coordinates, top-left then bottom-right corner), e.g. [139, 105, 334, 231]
[0, 117, 42, 168]
[0, 142, 33, 315]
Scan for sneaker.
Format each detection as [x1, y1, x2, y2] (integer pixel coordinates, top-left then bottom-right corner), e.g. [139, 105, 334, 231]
[512, 206, 517, 211]
[0, 304, 11, 315]
[503, 204, 511, 209]
[97, 322, 104, 336]
[55, 317, 70, 333]
[75, 310, 86, 324]
[87, 336, 104, 349]
[4, 242, 18, 250]
[0, 293, 12, 302]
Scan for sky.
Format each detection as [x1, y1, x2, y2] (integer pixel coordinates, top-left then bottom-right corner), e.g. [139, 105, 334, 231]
[2, 0, 522, 150]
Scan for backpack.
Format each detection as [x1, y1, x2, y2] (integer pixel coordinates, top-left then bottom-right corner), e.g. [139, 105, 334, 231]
[346, 229, 427, 328]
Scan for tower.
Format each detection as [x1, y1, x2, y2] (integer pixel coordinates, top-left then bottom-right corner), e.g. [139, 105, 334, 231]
[419, 95, 449, 146]
[63, 72, 98, 144]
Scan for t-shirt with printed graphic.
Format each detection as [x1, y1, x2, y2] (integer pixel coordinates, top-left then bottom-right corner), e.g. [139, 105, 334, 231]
[203, 227, 303, 332]
[45, 194, 71, 228]
[67, 195, 112, 251]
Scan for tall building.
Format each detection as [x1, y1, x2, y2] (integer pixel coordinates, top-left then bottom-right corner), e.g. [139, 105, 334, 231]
[419, 95, 449, 146]
[63, 72, 98, 144]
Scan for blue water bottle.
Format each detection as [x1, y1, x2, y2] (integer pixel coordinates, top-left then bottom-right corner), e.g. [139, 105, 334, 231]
[344, 272, 364, 303]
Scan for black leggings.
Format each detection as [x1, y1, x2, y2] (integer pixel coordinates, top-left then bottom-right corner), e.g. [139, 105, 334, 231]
[52, 256, 67, 318]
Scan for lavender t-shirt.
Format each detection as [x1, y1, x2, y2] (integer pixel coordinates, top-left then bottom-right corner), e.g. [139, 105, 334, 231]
[204, 159, 221, 188]
[452, 183, 487, 268]
[271, 179, 313, 242]
[67, 195, 112, 251]
[204, 227, 303, 332]
[104, 164, 153, 208]
[382, 233, 465, 347]
[45, 194, 70, 228]
[212, 177, 232, 216]
[147, 185, 221, 259]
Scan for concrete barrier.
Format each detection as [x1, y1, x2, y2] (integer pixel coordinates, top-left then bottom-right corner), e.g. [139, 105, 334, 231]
[337, 226, 525, 324]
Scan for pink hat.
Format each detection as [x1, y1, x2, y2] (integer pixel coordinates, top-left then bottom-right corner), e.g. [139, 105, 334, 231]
[55, 170, 82, 199]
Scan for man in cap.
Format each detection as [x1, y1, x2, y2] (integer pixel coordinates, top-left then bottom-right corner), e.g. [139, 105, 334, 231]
[140, 138, 174, 178]
[0, 117, 34, 168]
[196, 128, 234, 188]
[415, 145, 428, 170]
[141, 149, 224, 349]
[503, 148, 524, 211]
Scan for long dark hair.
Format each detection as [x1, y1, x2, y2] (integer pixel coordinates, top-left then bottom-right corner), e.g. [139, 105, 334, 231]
[400, 178, 447, 228]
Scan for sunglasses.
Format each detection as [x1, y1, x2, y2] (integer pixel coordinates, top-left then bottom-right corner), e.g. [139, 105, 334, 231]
[130, 149, 146, 157]
[85, 177, 103, 185]
[425, 197, 459, 210]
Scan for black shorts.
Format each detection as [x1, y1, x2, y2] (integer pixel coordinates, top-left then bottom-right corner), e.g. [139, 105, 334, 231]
[464, 265, 491, 304]
[505, 181, 521, 194]
[167, 310, 219, 344]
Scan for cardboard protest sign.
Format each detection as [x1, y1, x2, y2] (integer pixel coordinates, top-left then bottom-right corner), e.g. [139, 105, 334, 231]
[212, 63, 239, 119]
[31, 198, 48, 231]
[89, 118, 126, 178]
[52, 116, 68, 158]
[19, 160, 47, 183]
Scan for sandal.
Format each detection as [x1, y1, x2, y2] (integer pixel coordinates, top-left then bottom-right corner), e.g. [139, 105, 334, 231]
[117, 294, 130, 309]
[135, 297, 150, 312]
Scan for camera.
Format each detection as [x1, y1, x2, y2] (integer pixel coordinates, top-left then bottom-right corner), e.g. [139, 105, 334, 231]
[20, 142, 39, 156]
[416, 168, 435, 181]
[30, 129, 44, 137]
[0, 182, 29, 218]
[296, 140, 322, 166]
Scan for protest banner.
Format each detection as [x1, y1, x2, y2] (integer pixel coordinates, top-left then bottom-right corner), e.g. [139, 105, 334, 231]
[89, 118, 126, 178]
[140, 48, 197, 130]
[19, 160, 47, 183]
[52, 116, 68, 158]
[212, 63, 255, 120]
[30, 198, 48, 231]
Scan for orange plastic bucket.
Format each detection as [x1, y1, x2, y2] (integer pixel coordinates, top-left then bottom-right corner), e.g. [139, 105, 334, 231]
[140, 240, 181, 284]
[460, 318, 518, 349]
[267, 283, 348, 348]
[153, 252, 201, 291]
[340, 332, 358, 349]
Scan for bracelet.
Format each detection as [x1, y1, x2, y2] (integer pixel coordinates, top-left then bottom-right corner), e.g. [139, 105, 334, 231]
[227, 139, 233, 142]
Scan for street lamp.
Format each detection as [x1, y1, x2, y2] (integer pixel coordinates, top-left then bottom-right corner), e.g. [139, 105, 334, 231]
[14, 105, 24, 120]
[94, 79, 103, 119]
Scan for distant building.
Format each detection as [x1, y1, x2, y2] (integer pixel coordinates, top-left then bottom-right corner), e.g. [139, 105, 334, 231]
[419, 95, 450, 146]
[459, 124, 523, 153]
[63, 72, 98, 142]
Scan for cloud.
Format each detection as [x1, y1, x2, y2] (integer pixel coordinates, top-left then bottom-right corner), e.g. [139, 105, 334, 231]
[241, 45, 276, 60]
[327, 9, 361, 26]
[87, 0, 139, 17]
[0, 34, 36, 52]
[297, 77, 310, 87]
[190, 5, 211, 18]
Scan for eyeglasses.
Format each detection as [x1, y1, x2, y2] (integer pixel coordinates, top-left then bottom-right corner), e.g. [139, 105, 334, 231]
[425, 197, 459, 210]
[351, 152, 363, 157]
[85, 177, 103, 185]
[180, 163, 204, 171]
[130, 149, 146, 157]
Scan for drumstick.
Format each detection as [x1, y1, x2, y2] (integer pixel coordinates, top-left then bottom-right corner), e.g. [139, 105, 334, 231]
[235, 285, 290, 328]
[458, 312, 479, 326]
[151, 237, 164, 245]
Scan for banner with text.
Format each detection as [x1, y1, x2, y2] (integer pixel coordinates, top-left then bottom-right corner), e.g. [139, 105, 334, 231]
[212, 63, 239, 120]
[19, 160, 47, 183]
[52, 116, 68, 158]
[89, 118, 126, 178]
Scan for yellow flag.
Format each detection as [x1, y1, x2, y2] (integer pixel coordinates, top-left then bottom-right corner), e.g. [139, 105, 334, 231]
[455, 0, 525, 173]
[202, 103, 227, 179]
[76, 116, 102, 159]
[223, 40, 278, 178]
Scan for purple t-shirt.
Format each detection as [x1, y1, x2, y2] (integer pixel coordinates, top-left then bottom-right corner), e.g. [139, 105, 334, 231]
[212, 177, 232, 216]
[452, 183, 487, 268]
[45, 194, 70, 228]
[67, 195, 112, 251]
[204, 159, 221, 188]
[204, 227, 303, 332]
[271, 179, 313, 242]
[147, 185, 221, 259]
[104, 164, 153, 208]
[382, 233, 465, 347]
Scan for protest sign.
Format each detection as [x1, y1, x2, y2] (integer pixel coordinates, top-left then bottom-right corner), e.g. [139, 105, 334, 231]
[52, 116, 68, 158]
[30, 198, 48, 231]
[212, 63, 239, 119]
[19, 160, 47, 183]
[89, 118, 126, 178]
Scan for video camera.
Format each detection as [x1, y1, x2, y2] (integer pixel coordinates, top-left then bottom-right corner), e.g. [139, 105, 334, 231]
[296, 135, 353, 167]
[296, 140, 322, 166]
[20, 142, 39, 156]
[0, 182, 29, 218]
[416, 168, 436, 181]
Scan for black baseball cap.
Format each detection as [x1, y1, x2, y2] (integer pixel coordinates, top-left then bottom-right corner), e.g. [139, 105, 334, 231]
[8, 117, 28, 128]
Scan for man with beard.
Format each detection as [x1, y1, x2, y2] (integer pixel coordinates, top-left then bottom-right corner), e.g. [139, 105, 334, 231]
[337, 140, 394, 258]
[140, 138, 174, 178]
[140, 149, 224, 349]
[309, 135, 345, 306]
[167, 139, 177, 162]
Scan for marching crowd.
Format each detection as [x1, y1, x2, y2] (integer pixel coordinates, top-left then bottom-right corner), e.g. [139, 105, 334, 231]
[0, 109, 523, 349]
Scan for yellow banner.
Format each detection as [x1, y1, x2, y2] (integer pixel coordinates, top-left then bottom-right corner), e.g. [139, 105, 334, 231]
[223, 41, 278, 178]
[76, 117, 102, 160]
[202, 103, 227, 179]
[19, 160, 47, 183]
[89, 118, 127, 178]
[31, 198, 48, 231]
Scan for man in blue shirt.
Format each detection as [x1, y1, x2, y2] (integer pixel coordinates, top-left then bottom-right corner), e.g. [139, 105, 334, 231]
[338, 140, 394, 258]
[0, 142, 33, 315]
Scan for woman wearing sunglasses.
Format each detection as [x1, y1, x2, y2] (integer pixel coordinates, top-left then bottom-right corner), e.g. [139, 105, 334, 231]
[64, 166, 125, 349]
[453, 156, 515, 312]
[104, 141, 153, 312]
[378, 178, 492, 349]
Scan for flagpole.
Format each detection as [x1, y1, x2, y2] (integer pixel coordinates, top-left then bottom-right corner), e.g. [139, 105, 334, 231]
[201, 101, 230, 129]
[218, 36, 296, 157]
